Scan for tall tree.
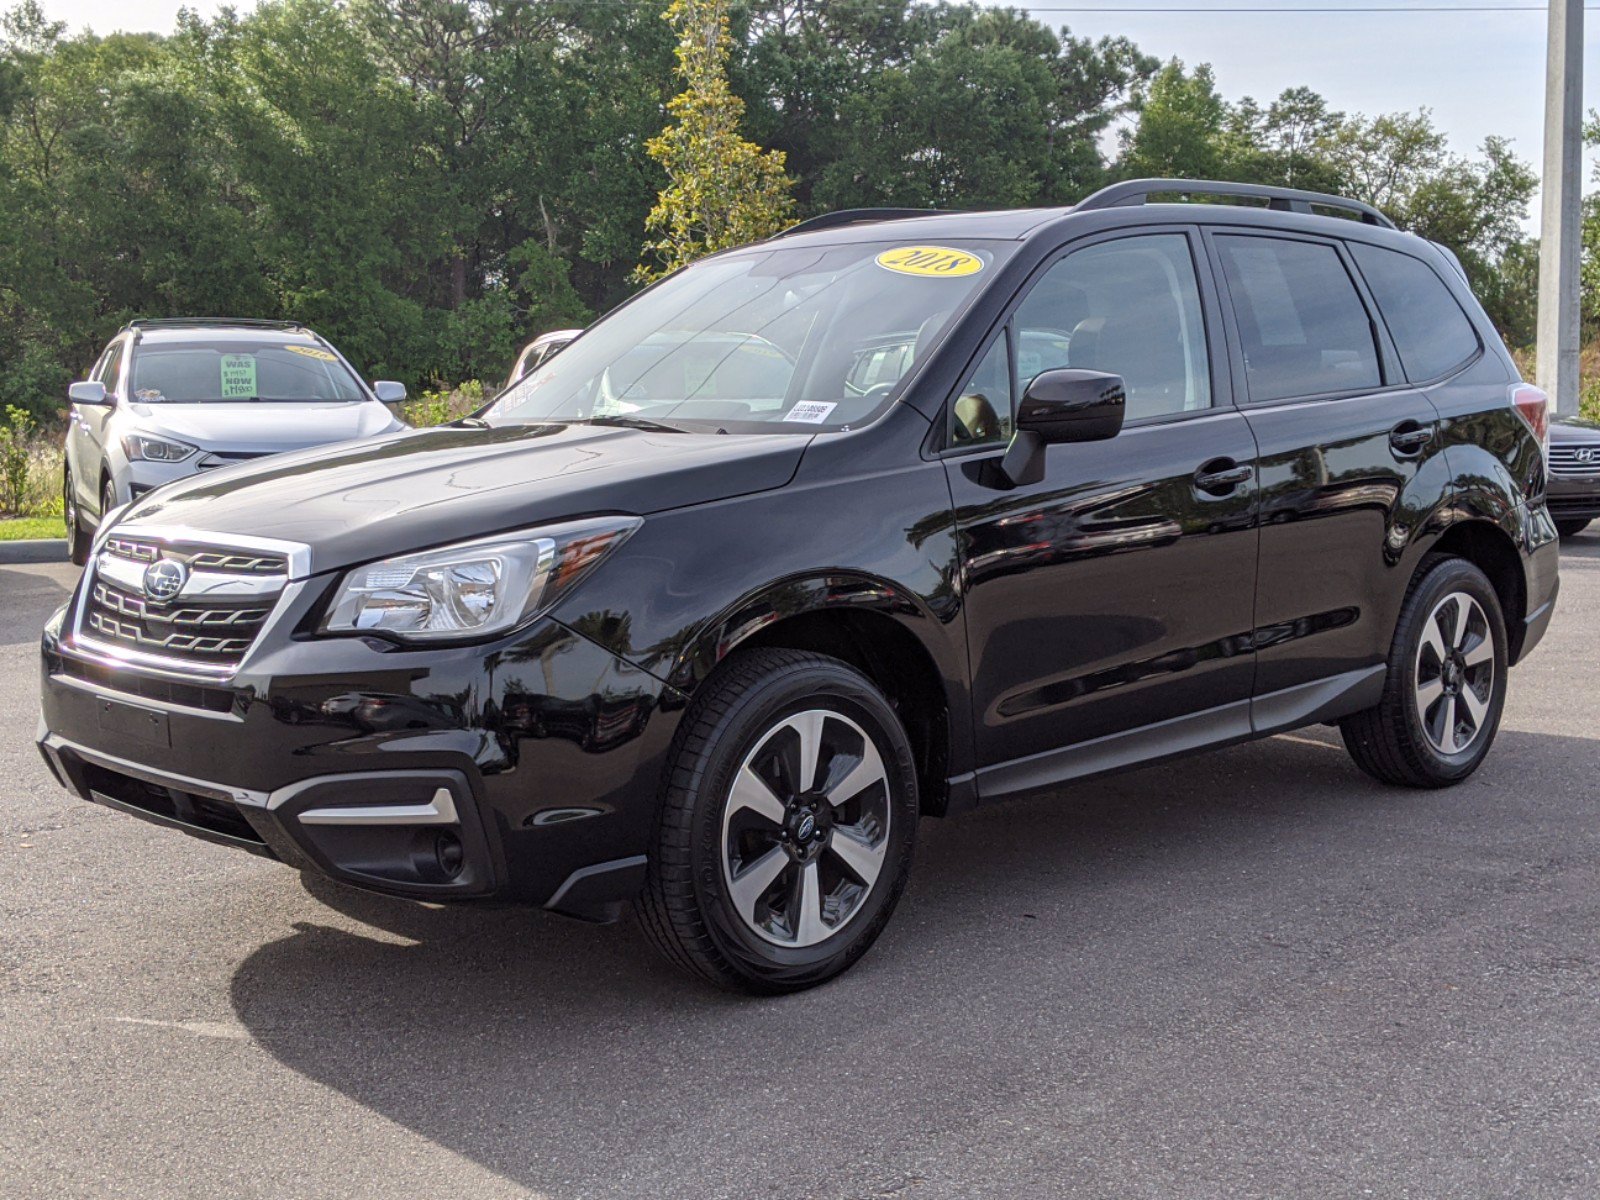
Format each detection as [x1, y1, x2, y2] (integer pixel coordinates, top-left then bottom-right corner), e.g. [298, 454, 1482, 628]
[1117, 60, 1228, 181]
[635, 0, 795, 281]
[814, 5, 1153, 211]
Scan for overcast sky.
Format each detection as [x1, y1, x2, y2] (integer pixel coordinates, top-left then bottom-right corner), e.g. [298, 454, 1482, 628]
[29, 0, 1600, 209]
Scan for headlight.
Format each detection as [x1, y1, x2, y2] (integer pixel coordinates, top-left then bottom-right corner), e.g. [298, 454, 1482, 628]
[122, 434, 197, 462]
[323, 516, 642, 644]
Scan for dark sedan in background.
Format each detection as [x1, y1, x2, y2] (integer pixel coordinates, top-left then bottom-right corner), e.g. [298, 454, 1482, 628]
[1549, 415, 1600, 537]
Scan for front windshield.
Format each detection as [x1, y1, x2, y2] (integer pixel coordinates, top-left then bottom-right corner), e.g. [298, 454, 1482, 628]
[129, 339, 367, 403]
[488, 239, 1012, 432]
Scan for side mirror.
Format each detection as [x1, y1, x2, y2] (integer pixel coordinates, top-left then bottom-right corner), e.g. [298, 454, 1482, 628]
[373, 381, 407, 403]
[68, 380, 110, 406]
[996, 369, 1126, 488]
[1018, 369, 1126, 443]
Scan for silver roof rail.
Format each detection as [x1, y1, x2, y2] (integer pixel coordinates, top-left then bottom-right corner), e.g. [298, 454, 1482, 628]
[1077, 179, 1397, 230]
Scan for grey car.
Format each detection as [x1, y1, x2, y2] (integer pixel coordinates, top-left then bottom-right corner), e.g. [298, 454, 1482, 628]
[1548, 414, 1600, 538]
[63, 318, 407, 564]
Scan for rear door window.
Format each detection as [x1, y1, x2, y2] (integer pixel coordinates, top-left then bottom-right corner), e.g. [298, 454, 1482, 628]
[1349, 242, 1480, 382]
[1215, 235, 1382, 402]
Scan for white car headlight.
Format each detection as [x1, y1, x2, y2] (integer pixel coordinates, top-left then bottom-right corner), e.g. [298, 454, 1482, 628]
[122, 434, 197, 462]
[323, 516, 642, 644]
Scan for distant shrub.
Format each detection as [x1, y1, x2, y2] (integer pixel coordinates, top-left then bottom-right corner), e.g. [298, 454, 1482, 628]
[0, 406, 35, 515]
[400, 380, 486, 428]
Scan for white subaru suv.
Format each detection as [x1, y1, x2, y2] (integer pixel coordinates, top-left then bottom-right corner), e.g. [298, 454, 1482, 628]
[63, 319, 407, 564]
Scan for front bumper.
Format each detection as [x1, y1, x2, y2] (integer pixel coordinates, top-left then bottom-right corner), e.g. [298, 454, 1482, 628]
[39, 598, 685, 920]
[116, 457, 203, 505]
[1545, 473, 1600, 522]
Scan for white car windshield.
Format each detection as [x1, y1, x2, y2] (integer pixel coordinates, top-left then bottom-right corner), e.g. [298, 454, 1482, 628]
[487, 239, 1011, 432]
[129, 339, 367, 403]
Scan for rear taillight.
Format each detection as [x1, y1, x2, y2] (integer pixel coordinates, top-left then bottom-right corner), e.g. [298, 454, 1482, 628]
[1510, 382, 1550, 465]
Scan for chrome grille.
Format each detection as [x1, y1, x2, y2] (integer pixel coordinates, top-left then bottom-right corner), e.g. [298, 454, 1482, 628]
[1550, 443, 1600, 478]
[77, 535, 290, 672]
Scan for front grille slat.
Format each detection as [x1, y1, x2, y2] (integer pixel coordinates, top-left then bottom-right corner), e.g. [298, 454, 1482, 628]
[78, 537, 288, 672]
[1550, 444, 1600, 478]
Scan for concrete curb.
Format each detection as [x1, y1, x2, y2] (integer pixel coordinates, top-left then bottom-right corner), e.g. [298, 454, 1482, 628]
[0, 539, 69, 565]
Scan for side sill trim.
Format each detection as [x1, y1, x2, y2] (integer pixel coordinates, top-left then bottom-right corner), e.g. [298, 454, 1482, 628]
[1250, 665, 1386, 734]
[971, 665, 1386, 804]
[976, 699, 1252, 803]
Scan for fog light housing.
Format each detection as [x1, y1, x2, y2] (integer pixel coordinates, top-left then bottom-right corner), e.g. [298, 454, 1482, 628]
[434, 830, 465, 880]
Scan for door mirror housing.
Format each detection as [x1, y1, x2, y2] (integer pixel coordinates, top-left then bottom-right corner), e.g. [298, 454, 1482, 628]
[1017, 369, 1126, 444]
[995, 369, 1126, 488]
[373, 380, 406, 404]
[68, 380, 110, 406]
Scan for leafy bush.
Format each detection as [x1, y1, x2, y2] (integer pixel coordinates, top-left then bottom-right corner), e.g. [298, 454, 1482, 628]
[0, 406, 36, 515]
[0, 407, 64, 520]
[400, 381, 486, 428]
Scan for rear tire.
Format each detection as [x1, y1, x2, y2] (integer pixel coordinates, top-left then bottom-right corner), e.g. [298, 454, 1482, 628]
[1340, 555, 1507, 788]
[1555, 518, 1590, 539]
[64, 471, 90, 567]
[635, 648, 918, 994]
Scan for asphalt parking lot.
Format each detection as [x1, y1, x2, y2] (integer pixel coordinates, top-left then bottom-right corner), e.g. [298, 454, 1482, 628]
[2, 540, 1598, 1200]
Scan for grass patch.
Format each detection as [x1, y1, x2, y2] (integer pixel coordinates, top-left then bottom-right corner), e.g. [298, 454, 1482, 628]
[0, 515, 67, 541]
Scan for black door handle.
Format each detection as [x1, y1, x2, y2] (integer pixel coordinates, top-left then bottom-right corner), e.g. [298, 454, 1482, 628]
[1389, 422, 1435, 453]
[1194, 460, 1253, 494]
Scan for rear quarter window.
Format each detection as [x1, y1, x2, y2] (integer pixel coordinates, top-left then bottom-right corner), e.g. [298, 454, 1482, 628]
[1349, 242, 1481, 382]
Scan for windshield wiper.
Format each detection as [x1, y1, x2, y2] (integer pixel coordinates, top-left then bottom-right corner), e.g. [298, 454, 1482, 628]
[453, 415, 492, 428]
[580, 415, 689, 433]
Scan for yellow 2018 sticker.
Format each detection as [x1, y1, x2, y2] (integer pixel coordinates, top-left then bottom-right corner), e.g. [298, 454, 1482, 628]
[285, 344, 337, 362]
[875, 245, 984, 278]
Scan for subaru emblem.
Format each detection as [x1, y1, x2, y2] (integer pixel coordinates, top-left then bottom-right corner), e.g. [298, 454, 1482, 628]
[143, 558, 188, 602]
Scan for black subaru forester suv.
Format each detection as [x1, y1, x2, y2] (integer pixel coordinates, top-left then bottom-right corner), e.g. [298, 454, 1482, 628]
[38, 180, 1560, 993]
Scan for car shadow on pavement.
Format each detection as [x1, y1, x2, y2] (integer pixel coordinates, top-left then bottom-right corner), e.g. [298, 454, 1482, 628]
[226, 726, 1599, 1198]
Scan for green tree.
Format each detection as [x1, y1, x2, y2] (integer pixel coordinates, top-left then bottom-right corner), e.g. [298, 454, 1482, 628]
[635, 0, 795, 282]
[815, 6, 1153, 210]
[1117, 60, 1228, 181]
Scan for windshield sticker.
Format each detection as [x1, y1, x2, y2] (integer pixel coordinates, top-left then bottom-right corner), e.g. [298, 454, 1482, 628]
[135, 389, 165, 402]
[784, 401, 837, 424]
[220, 354, 258, 399]
[876, 245, 984, 278]
[285, 344, 337, 362]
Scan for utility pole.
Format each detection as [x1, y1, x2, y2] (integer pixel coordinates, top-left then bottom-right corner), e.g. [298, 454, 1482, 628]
[1537, 0, 1584, 416]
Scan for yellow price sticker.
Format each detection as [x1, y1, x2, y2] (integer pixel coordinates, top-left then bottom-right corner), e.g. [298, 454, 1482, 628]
[875, 245, 985, 278]
[285, 344, 337, 362]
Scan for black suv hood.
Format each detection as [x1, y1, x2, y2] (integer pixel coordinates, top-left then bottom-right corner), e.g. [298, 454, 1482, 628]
[117, 422, 811, 574]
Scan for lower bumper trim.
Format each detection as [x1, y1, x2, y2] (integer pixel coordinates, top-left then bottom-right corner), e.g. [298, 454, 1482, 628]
[88, 786, 276, 858]
[544, 855, 648, 924]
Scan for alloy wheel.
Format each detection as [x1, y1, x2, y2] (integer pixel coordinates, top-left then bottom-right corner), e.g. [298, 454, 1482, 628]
[720, 708, 892, 948]
[1414, 590, 1495, 756]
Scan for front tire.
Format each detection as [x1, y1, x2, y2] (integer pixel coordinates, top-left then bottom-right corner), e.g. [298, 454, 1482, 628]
[64, 471, 91, 567]
[1340, 555, 1508, 788]
[1555, 518, 1590, 539]
[636, 648, 918, 994]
